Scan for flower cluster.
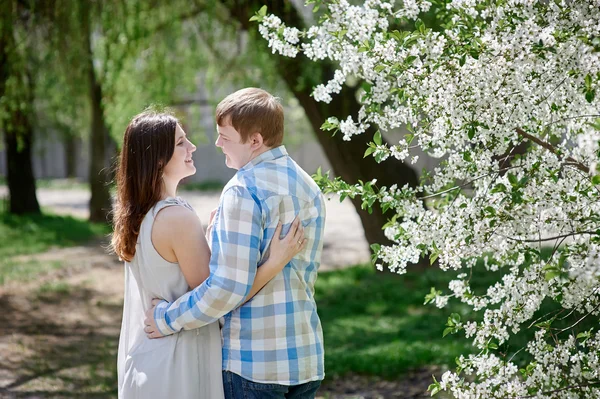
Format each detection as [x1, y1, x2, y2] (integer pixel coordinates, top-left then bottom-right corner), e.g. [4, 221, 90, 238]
[258, 0, 600, 397]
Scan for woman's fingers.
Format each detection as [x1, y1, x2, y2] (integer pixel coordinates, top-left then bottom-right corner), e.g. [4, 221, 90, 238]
[298, 238, 307, 252]
[289, 216, 300, 238]
[274, 220, 283, 240]
[296, 226, 305, 243]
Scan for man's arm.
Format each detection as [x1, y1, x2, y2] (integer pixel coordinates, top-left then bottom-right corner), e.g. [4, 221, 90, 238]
[150, 186, 263, 336]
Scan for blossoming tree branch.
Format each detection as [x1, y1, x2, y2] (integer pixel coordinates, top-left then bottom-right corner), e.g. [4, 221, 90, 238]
[255, 0, 600, 397]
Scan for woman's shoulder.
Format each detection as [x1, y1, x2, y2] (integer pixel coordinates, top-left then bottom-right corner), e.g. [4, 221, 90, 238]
[153, 196, 194, 214]
[153, 198, 200, 231]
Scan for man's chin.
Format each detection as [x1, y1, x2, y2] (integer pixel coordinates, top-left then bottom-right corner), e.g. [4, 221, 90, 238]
[224, 157, 239, 170]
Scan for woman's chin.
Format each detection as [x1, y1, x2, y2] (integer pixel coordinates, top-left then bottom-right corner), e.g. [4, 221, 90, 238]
[185, 165, 196, 176]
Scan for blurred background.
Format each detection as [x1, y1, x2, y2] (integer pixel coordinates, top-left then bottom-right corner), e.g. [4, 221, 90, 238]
[0, 1, 461, 398]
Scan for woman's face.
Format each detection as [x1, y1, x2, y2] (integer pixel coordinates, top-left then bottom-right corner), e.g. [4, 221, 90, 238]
[163, 124, 197, 181]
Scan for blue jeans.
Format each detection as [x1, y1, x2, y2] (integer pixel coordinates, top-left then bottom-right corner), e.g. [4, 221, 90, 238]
[223, 371, 321, 399]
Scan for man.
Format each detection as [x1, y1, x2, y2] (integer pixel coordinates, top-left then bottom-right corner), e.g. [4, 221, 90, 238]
[144, 88, 326, 399]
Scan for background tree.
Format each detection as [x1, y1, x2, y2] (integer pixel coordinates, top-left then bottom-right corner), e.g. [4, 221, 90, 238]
[0, 0, 40, 214]
[49, 0, 210, 222]
[219, 0, 421, 251]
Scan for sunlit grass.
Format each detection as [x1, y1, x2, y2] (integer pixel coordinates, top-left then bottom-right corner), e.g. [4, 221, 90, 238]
[316, 265, 475, 379]
[0, 210, 110, 285]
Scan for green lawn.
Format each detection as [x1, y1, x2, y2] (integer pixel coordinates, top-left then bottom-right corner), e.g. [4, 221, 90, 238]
[316, 265, 474, 379]
[317, 254, 597, 382]
[0, 210, 110, 284]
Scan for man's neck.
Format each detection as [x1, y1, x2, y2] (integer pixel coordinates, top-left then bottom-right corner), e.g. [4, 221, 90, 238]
[247, 146, 272, 164]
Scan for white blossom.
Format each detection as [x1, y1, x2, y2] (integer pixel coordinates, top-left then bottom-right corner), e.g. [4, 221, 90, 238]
[260, 0, 600, 397]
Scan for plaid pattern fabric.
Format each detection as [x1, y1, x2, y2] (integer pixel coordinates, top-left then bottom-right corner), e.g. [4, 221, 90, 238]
[154, 146, 325, 385]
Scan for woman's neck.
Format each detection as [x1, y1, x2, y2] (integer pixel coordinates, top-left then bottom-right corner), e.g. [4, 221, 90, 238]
[161, 178, 179, 200]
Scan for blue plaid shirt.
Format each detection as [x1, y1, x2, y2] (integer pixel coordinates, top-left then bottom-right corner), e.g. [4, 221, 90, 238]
[153, 146, 325, 385]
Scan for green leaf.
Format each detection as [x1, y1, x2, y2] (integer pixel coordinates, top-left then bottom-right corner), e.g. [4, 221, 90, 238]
[405, 55, 418, 65]
[543, 265, 561, 281]
[442, 327, 454, 337]
[508, 173, 519, 187]
[586, 89, 596, 103]
[258, 5, 268, 16]
[415, 19, 424, 32]
[424, 287, 440, 305]
[585, 73, 593, 90]
[370, 243, 381, 254]
[467, 125, 476, 140]
[430, 251, 439, 265]
[374, 131, 382, 145]
[428, 382, 441, 396]
[592, 175, 600, 185]
[450, 313, 461, 325]
[374, 64, 387, 72]
[491, 183, 507, 193]
[364, 146, 375, 158]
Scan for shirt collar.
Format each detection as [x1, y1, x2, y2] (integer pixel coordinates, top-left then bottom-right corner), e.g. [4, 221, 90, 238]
[239, 145, 288, 172]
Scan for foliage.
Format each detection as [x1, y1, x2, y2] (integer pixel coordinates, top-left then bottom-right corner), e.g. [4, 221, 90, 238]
[259, 0, 600, 397]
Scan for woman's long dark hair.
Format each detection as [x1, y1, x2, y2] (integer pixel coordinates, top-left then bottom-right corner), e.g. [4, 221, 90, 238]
[111, 110, 178, 262]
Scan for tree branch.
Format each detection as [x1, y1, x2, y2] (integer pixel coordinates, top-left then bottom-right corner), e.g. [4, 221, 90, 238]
[514, 382, 600, 399]
[515, 127, 589, 174]
[500, 231, 597, 243]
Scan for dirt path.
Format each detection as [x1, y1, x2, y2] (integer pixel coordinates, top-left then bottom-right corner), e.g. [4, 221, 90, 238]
[0, 241, 123, 398]
[0, 187, 371, 271]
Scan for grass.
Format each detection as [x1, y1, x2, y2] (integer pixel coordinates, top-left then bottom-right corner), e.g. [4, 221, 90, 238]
[317, 253, 598, 382]
[316, 265, 475, 379]
[0, 210, 110, 284]
[0, 211, 110, 258]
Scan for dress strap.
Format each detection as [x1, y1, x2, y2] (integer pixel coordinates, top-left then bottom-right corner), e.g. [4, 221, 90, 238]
[152, 197, 194, 217]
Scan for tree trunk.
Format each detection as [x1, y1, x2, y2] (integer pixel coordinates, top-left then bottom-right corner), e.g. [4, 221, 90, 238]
[3, 110, 41, 214]
[81, 2, 112, 223]
[228, 1, 424, 265]
[64, 135, 78, 178]
[0, 0, 40, 215]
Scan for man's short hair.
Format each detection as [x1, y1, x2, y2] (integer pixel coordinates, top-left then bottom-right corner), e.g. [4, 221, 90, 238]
[215, 88, 284, 147]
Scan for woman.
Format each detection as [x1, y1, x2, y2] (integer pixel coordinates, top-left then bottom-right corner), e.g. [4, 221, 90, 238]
[111, 110, 306, 398]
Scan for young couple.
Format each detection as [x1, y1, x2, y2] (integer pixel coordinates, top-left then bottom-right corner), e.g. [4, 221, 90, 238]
[112, 88, 326, 399]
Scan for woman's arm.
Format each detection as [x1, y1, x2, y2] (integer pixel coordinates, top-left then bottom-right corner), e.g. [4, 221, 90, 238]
[242, 216, 306, 304]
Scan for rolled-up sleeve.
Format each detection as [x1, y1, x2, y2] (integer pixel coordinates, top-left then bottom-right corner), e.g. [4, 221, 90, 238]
[153, 186, 263, 335]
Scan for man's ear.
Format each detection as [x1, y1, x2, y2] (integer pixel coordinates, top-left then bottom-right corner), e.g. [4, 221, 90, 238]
[250, 132, 264, 150]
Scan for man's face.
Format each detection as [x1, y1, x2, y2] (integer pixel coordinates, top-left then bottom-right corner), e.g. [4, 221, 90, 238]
[215, 119, 254, 170]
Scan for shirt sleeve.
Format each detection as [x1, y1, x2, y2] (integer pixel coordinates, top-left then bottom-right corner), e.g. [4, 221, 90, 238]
[153, 186, 263, 335]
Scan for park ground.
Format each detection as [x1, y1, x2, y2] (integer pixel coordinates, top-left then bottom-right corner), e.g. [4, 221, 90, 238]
[0, 186, 467, 398]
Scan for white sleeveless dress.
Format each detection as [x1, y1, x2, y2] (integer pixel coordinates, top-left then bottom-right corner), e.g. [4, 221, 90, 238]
[117, 197, 224, 399]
